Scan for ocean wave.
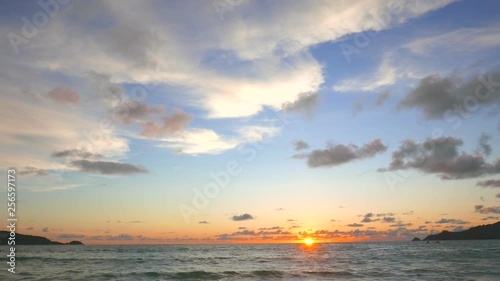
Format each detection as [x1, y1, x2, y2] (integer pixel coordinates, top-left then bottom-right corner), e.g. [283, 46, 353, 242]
[303, 270, 354, 276]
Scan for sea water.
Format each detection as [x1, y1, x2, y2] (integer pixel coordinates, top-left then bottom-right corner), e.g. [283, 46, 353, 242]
[1, 240, 499, 280]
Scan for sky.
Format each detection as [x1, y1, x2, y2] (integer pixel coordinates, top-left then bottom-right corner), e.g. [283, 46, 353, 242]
[0, 0, 499, 244]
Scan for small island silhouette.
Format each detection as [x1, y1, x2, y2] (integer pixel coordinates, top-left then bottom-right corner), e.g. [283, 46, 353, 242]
[0, 231, 83, 245]
[412, 221, 500, 241]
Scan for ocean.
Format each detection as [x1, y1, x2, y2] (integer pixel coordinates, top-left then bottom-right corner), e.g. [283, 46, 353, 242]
[1, 240, 499, 280]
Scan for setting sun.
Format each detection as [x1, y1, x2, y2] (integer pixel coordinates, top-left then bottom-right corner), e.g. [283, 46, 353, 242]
[303, 238, 314, 246]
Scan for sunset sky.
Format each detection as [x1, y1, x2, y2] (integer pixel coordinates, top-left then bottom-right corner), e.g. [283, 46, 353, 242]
[1, 0, 499, 244]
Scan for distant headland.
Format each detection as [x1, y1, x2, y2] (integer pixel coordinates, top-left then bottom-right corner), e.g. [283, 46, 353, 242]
[412, 221, 500, 241]
[0, 231, 83, 245]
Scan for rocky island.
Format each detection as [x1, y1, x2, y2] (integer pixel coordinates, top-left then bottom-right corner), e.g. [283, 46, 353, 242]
[412, 221, 500, 241]
[0, 231, 83, 245]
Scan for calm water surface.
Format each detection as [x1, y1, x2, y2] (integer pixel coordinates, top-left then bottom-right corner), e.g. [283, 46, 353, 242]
[1, 240, 499, 280]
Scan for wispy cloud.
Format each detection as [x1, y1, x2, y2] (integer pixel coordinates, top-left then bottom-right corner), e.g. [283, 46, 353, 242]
[51, 149, 103, 159]
[69, 160, 148, 175]
[18, 166, 48, 176]
[435, 218, 469, 225]
[405, 26, 500, 55]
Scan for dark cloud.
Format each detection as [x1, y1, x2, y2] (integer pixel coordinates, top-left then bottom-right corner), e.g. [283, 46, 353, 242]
[42, 227, 49, 232]
[477, 133, 492, 157]
[258, 226, 282, 231]
[398, 72, 500, 119]
[111, 100, 162, 125]
[361, 213, 380, 223]
[47, 86, 80, 104]
[70, 160, 148, 175]
[292, 140, 309, 151]
[382, 217, 396, 223]
[18, 166, 48, 176]
[26, 227, 34, 231]
[198, 221, 210, 224]
[375, 90, 390, 107]
[51, 149, 103, 159]
[231, 213, 255, 221]
[57, 234, 86, 239]
[476, 179, 500, 188]
[398, 74, 461, 119]
[287, 219, 296, 222]
[424, 221, 431, 224]
[402, 211, 414, 215]
[298, 139, 387, 168]
[497, 192, 500, 199]
[379, 136, 500, 179]
[453, 226, 465, 232]
[140, 109, 192, 138]
[233, 230, 256, 236]
[281, 92, 318, 118]
[435, 218, 469, 225]
[347, 223, 364, 227]
[475, 205, 500, 214]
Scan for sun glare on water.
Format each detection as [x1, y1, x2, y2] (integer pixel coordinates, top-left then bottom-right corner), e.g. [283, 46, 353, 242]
[303, 238, 314, 246]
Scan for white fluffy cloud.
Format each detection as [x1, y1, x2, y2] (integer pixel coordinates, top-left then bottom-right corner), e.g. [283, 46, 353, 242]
[0, 96, 129, 170]
[0, 0, 457, 163]
[0, 0, 454, 118]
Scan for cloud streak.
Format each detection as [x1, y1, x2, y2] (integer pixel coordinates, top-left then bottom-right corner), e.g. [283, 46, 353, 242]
[435, 218, 469, 225]
[69, 160, 148, 175]
[296, 139, 387, 168]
